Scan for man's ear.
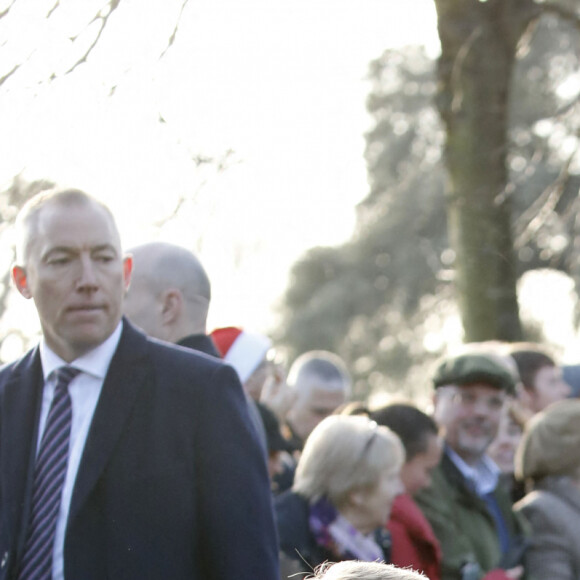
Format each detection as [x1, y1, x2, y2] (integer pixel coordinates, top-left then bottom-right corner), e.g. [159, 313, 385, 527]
[122, 255, 133, 291]
[161, 288, 182, 324]
[12, 265, 32, 299]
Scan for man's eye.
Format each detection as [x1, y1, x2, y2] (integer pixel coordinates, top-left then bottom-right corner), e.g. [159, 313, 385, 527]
[48, 257, 70, 265]
[95, 254, 114, 263]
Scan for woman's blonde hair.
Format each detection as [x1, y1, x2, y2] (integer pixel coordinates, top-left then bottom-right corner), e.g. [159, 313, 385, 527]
[293, 415, 404, 508]
[311, 561, 426, 580]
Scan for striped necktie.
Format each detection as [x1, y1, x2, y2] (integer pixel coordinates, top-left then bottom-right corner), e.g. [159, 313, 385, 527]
[18, 366, 81, 580]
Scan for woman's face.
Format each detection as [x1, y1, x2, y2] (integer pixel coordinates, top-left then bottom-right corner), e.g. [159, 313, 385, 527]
[353, 469, 404, 533]
[486, 405, 522, 474]
[400, 434, 443, 495]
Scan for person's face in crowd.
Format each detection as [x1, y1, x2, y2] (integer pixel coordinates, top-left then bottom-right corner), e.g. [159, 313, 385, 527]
[287, 376, 346, 442]
[434, 383, 505, 465]
[12, 201, 132, 362]
[123, 272, 163, 338]
[486, 404, 522, 474]
[529, 365, 571, 413]
[400, 433, 442, 495]
[352, 469, 404, 533]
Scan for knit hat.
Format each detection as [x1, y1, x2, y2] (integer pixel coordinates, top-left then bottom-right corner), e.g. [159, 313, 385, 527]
[433, 353, 516, 395]
[210, 326, 272, 384]
[515, 398, 580, 481]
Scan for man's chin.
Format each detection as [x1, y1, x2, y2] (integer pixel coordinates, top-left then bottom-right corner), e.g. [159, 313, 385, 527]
[457, 437, 492, 460]
[64, 326, 114, 355]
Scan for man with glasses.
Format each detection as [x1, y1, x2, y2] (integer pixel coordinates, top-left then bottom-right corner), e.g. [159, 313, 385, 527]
[415, 353, 529, 580]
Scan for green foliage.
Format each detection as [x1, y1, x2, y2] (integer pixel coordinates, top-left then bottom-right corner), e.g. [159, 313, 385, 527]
[276, 46, 450, 400]
[276, 13, 580, 401]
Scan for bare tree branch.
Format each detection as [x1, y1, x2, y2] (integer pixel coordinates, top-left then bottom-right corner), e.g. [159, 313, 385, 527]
[553, 93, 580, 117]
[515, 15, 541, 58]
[153, 150, 239, 227]
[160, 0, 191, 59]
[0, 0, 16, 20]
[540, 1, 580, 30]
[450, 27, 482, 114]
[514, 152, 575, 248]
[64, 0, 121, 76]
[46, 0, 60, 19]
[0, 63, 20, 88]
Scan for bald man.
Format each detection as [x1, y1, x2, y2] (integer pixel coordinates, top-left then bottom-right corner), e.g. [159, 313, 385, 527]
[123, 242, 220, 357]
[123, 242, 268, 449]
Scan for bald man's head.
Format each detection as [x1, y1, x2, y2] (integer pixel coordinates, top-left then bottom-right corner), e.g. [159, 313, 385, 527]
[123, 242, 211, 342]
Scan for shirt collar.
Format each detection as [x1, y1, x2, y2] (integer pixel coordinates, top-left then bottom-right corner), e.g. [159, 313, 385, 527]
[445, 444, 499, 496]
[40, 321, 124, 381]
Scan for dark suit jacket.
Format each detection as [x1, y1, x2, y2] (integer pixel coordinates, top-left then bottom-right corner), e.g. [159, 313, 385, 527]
[0, 320, 279, 579]
[177, 334, 221, 358]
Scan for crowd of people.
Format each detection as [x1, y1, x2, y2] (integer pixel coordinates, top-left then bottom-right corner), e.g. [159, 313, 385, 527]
[0, 186, 578, 580]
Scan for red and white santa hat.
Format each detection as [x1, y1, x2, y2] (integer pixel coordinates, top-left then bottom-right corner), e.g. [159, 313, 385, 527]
[210, 326, 272, 384]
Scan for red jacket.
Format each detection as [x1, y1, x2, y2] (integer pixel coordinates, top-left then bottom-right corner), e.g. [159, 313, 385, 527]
[388, 493, 442, 580]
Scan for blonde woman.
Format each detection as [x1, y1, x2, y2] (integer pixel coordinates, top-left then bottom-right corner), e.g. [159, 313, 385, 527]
[275, 415, 404, 579]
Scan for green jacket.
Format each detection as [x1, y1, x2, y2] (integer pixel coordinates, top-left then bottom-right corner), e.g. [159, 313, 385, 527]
[415, 450, 530, 580]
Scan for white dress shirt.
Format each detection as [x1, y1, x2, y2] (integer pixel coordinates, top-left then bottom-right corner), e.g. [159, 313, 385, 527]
[37, 322, 122, 580]
[446, 445, 500, 496]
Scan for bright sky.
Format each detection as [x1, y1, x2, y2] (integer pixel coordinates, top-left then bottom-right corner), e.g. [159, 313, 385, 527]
[0, 0, 441, 340]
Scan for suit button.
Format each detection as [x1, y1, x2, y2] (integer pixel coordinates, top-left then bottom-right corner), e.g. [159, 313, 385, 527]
[0, 552, 7, 568]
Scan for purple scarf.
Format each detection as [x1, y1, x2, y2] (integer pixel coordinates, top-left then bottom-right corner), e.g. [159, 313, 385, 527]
[308, 496, 385, 562]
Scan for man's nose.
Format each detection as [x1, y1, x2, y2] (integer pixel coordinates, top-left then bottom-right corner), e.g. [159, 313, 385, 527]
[76, 255, 99, 289]
[472, 397, 493, 415]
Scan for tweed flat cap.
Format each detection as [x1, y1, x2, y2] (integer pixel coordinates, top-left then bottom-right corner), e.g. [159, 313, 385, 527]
[433, 353, 516, 395]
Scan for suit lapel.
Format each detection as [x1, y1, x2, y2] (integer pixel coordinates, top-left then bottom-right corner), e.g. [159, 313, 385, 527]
[1, 348, 44, 552]
[68, 322, 150, 522]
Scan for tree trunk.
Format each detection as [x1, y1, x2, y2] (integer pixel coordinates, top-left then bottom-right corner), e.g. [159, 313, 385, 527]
[434, 0, 534, 342]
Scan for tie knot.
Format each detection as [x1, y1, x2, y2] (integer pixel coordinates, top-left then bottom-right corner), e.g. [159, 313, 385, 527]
[53, 366, 81, 388]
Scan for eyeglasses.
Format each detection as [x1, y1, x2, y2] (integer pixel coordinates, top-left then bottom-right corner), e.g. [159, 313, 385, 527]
[447, 388, 505, 412]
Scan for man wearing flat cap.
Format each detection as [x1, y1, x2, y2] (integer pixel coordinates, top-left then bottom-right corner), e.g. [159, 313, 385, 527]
[415, 353, 530, 580]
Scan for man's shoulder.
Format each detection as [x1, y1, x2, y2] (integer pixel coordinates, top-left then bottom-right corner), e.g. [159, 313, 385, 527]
[146, 335, 222, 369]
[120, 320, 225, 373]
[111, 321, 242, 400]
[141, 336, 237, 391]
[0, 347, 38, 386]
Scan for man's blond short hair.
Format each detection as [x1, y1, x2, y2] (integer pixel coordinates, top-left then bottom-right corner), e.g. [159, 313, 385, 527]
[293, 415, 404, 508]
[311, 561, 426, 580]
[288, 350, 352, 399]
[14, 188, 117, 265]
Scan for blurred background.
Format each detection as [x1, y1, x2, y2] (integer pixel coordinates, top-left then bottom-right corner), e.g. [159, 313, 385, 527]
[1, 0, 579, 402]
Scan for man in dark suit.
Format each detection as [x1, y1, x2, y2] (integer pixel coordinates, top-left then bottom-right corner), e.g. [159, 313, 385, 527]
[0, 188, 279, 579]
